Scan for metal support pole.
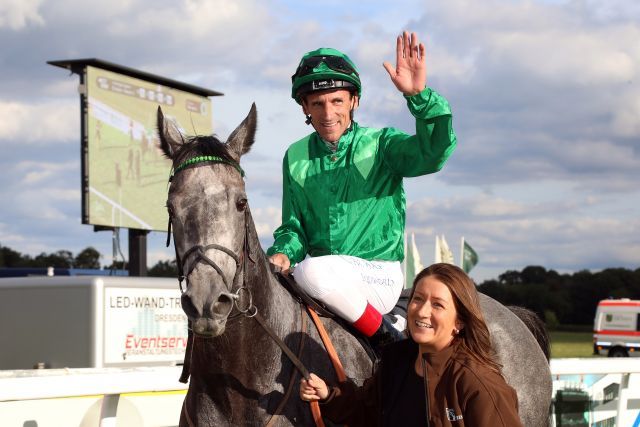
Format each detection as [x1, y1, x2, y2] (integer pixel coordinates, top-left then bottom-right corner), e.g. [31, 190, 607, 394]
[128, 229, 149, 276]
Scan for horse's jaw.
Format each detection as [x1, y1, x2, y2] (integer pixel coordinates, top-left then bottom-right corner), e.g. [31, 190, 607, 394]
[191, 317, 228, 337]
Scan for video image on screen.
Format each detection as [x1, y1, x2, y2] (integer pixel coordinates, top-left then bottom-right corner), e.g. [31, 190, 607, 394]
[84, 66, 213, 231]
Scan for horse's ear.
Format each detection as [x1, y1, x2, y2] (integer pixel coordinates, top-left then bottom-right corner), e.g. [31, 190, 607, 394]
[227, 103, 257, 159]
[157, 106, 184, 159]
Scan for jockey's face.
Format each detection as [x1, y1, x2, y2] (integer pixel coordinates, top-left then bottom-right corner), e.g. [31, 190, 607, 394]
[301, 89, 358, 143]
[408, 275, 463, 353]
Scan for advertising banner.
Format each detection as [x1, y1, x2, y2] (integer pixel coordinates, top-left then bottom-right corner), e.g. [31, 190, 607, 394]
[104, 287, 187, 365]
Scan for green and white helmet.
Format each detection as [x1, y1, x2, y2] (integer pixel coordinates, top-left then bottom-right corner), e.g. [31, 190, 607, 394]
[291, 47, 362, 104]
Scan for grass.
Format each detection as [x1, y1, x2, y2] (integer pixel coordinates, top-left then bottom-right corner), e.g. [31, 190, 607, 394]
[549, 330, 596, 358]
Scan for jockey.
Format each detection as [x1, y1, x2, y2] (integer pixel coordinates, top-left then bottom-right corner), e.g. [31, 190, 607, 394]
[268, 32, 457, 349]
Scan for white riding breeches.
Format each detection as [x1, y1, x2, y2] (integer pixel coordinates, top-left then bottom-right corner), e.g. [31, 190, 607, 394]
[292, 255, 404, 323]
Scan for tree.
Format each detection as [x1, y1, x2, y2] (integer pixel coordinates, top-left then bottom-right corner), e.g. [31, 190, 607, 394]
[105, 260, 128, 271]
[33, 250, 74, 268]
[148, 259, 178, 277]
[498, 270, 522, 285]
[0, 244, 26, 267]
[74, 247, 101, 269]
[521, 266, 549, 284]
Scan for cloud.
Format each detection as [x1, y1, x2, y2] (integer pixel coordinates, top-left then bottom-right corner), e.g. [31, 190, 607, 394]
[0, 99, 77, 144]
[0, 0, 44, 30]
[14, 159, 77, 185]
[0, 222, 27, 246]
[0, 0, 638, 284]
[406, 189, 639, 278]
[106, 0, 269, 42]
[380, 1, 640, 194]
[251, 206, 281, 242]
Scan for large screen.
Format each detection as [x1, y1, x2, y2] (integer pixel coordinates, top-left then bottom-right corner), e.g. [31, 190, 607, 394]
[84, 65, 213, 231]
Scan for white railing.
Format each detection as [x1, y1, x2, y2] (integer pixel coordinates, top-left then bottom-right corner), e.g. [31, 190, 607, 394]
[1, 359, 639, 426]
[0, 366, 187, 427]
[0, 366, 186, 401]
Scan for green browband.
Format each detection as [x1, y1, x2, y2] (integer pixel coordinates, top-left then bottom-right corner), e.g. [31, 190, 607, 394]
[173, 155, 245, 177]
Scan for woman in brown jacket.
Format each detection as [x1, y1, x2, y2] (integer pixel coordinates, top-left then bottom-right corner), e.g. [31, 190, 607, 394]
[299, 263, 523, 426]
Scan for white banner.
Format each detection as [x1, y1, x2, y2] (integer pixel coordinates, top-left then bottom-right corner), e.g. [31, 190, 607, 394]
[104, 287, 187, 365]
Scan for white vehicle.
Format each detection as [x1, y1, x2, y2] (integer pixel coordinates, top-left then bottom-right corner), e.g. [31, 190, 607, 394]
[593, 299, 640, 357]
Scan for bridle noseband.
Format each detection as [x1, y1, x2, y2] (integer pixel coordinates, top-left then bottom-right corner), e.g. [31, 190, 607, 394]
[180, 243, 242, 293]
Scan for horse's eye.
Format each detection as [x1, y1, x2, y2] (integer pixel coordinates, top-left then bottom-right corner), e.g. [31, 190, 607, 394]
[236, 198, 248, 211]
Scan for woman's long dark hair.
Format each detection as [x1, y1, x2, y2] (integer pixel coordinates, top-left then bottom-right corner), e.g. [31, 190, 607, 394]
[408, 263, 502, 375]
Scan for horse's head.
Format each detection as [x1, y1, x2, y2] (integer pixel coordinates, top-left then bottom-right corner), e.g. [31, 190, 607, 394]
[157, 104, 257, 337]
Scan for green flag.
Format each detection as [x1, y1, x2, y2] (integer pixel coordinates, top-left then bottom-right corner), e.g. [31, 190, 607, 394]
[462, 240, 479, 273]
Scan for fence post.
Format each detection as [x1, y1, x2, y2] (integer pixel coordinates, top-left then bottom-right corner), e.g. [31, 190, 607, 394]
[99, 394, 120, 427]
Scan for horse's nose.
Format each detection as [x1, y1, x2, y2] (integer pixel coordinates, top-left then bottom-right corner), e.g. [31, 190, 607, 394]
[206, 292, 235, 319]
[181, 293, 200, 318]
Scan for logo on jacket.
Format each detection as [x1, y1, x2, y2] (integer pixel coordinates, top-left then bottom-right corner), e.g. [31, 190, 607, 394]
[446, 408, 463, 421]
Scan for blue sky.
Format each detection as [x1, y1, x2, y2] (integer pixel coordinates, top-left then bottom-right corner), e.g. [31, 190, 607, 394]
[0, 0, 638, 283]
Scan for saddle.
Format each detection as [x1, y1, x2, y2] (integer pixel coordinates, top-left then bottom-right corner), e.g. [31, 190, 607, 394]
[275, 270, 411, 363]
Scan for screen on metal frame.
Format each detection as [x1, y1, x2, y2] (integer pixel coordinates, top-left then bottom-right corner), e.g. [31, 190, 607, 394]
[84, 65, 212, 231]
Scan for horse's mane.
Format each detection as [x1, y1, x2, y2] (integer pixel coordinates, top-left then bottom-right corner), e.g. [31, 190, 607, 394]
[172, 135, 236, 166]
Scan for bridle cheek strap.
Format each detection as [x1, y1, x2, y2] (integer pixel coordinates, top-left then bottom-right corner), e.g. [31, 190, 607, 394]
[166, 208, 253, 295]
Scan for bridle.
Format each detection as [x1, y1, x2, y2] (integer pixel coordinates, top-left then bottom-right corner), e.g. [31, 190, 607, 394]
[165, 153, 333, 426]
[178, 243, 242, 295]
[166, 155, 248, 298]
[165, 155, 310, 373]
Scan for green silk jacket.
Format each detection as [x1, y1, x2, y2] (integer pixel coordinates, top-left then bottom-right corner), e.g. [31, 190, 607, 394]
[266, 87, 457, 265]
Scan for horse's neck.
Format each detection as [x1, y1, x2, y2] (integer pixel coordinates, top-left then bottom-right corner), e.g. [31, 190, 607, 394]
[246, 248, 298, 324]
[243, 209, 297, 318]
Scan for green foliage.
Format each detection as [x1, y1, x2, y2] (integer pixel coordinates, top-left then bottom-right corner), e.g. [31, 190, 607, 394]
[0, 245, 24, 267]
[104, 260, 128, 270]
[1, 244, 104, 269]
[74, 247, 101, 269]
[32, 250, 74, 268]
[148, 259, 178, 277]
[0, 243, 171, 275]
[2, 242, 638, 327]
[478, 265, 640, 326]
[0, 244, 75, 268]
[544, 310, 560, 331]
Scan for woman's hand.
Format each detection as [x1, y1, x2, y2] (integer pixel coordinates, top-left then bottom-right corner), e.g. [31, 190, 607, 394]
[300, 373, 329, 401]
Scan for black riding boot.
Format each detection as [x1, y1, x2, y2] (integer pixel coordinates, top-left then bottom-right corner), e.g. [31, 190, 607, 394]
[369, 316, 405, 356]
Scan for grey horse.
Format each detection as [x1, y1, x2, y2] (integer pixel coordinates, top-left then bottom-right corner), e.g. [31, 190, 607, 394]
[157, 104, 552, 426]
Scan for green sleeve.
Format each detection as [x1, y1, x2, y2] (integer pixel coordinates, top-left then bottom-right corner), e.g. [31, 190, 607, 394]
[266, 153, 308, 264]
[380, 87, 457, 177]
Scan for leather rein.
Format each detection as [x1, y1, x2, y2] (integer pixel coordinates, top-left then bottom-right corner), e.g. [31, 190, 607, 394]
[166, 157, 315, 419]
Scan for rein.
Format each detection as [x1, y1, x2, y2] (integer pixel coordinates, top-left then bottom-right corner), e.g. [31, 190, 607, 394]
[168, 155, 330, 425]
